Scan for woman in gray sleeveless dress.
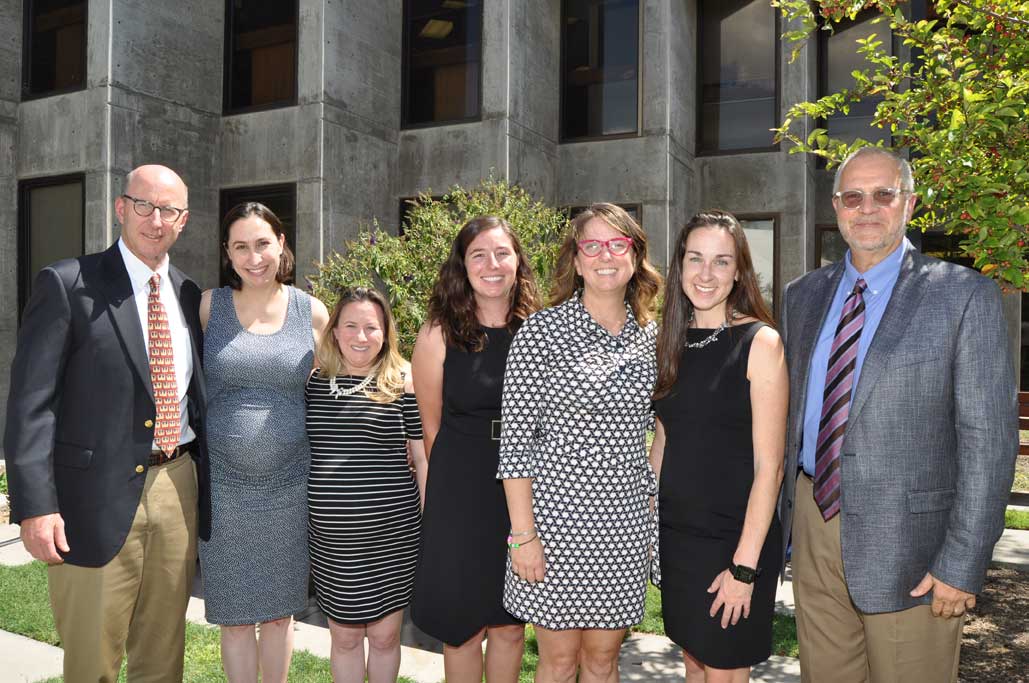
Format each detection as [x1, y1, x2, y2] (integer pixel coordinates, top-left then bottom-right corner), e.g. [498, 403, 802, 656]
[198, 202, 329, 683]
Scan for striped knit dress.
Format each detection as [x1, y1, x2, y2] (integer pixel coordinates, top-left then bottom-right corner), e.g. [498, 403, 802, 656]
[304, 370, 423, 624]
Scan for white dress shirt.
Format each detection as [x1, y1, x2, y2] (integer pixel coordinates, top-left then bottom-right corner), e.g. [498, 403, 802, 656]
[117, 239, 196, 449]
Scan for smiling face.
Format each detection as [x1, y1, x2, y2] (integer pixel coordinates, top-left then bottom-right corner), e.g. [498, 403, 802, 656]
[333, 300, 386, 375]
[225, 215, 285, 289]
[574, 216, 635, 298]
[833, 153, 916, 271]
[682, 225, 738, 320]
[114, 165, 189, 270]
[464, 227, 518, 305]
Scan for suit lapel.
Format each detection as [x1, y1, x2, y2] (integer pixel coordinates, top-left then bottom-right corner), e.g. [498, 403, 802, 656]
[846, 248, 927, 429]
[98, 244, 154, 401]
[790, 264, 844, 445]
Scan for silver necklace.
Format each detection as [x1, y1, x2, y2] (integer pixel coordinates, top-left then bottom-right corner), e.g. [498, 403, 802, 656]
[328, 373, 375, 398]
[686, 310, 734, 349]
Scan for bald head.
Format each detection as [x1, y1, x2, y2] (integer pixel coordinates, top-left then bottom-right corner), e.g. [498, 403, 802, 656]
[123, 165, 188, 206]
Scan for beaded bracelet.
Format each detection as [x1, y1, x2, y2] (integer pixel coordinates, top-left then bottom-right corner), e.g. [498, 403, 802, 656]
[507, 535, 538, 550]
[508, 529, 535, 537]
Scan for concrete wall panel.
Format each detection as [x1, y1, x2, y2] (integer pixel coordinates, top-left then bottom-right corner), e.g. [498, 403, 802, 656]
[17, 92, 97, 177]
[0, 0, 21, 102]
[220, 106, 314, 186]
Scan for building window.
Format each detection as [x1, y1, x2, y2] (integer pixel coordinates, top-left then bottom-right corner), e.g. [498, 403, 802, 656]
[565, 203, 642, 226]
[17, 175, 85, 313]
[697, 0, 778, 154]
[219, 184, 296, 286]
[560, 0, 640, 142]
[402, 0, 483, 128]
[819, 11, 892, 145]
[815, 225, 848, 269]
[737, 216, 777, 313]
[22, 0, 87, 99]
[223, 0, 298, 114]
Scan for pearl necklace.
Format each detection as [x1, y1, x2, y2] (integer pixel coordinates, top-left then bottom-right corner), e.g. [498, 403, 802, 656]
[328, 373, 375, 398]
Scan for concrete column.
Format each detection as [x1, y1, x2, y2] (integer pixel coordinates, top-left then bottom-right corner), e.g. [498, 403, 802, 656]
[0, 0, 21, 444]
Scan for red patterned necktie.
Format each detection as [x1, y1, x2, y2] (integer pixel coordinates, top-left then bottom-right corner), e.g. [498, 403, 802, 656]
[814, 278, 868, 521]
[147, 274, 180, 456]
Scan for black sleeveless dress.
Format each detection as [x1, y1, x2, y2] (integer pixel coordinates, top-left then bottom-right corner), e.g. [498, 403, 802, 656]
[411, 326, 523, 646]
[654, 322, 782, 669]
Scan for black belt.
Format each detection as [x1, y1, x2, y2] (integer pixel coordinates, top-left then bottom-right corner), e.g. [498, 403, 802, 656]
[149, 440, 198, 467]
[441, 417, 503, 441]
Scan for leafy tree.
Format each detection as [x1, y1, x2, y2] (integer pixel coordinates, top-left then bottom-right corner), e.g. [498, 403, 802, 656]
[310, 177, 567, 356]
[773, 0, 1029, 290]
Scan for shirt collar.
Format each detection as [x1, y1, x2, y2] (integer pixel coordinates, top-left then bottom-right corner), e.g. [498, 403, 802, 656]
[571, 289, 637, 337]
[842, 237, 909, 298]
[118, 238, 170, 291]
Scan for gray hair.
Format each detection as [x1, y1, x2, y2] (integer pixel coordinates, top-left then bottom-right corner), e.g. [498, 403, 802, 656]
[832, 147, 914, 194]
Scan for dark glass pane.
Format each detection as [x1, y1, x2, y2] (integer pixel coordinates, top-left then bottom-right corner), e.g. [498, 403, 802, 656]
[225, 0, 297, 112]
[919, 231, 973, 268]
[24, 0, 86, 96]
[561, 0, 639, 140]
[823, 17, 891, 145]
[19, 177, 84, 311]
[817, 227, 848, 268]
[219, 184, 297, 286]
[739, 218, 775, 309]
[698, 0, 777, 152]
[403, 0, 482, 126]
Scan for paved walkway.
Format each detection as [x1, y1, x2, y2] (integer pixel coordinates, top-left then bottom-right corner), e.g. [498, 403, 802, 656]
[2, 521, 1027, 682]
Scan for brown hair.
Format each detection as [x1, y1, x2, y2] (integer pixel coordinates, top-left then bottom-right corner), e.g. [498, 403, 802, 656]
[427, 216, 541, 351]
[317, 287, 407, 403]
[220, 202, 295, 290]
[654, 210, 774, 400]
[550, 203, 662, 325]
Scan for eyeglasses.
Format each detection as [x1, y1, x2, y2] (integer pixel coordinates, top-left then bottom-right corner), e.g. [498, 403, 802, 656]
[833, 187, 911, 209]
[577, 237, 634, 257]
[121, 194, 187, 223]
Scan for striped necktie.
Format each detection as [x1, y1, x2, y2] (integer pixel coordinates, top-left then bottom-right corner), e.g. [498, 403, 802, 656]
[147, 274, 180, 456]
[814, 278, 868, 521]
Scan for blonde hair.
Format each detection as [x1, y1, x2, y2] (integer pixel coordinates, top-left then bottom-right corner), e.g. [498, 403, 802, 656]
[550, 203, 662, 325]
[317, 287, 408, 403]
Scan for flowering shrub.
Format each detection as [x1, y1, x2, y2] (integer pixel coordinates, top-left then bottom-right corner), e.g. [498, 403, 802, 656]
[310, 177, 567, 356]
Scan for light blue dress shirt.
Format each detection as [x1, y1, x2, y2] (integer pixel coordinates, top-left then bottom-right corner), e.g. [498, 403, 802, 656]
[800, 238, 910, 475]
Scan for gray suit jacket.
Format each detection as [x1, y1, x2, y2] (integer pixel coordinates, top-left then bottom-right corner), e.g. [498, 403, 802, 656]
[778, 244, 1017, 613]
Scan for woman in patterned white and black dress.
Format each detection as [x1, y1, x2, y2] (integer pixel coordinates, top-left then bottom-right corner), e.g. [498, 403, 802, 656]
[305, 287, 427, 683]
[499, 203, 663, 682]
[410, 216, 540, 683]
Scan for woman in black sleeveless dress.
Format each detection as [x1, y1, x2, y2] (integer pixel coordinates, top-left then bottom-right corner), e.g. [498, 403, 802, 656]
[410, 216, 541, 683]
[651, 211, 789, 679]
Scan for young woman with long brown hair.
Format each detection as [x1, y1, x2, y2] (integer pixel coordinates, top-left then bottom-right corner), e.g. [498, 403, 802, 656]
[499, 203, 662, 683]
[650, 210, 788, 683]
[410, 216, 540, 683]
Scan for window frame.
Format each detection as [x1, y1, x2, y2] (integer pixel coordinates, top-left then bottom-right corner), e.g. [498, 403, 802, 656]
[735, 212, 780, 317]
[558, 0, 643, 144]
[400, 0, 485, 130]
[814, 223, 844, 271]
[20, 0, 88, 101]
[222, 0, 300, 116]
[17, 173, 86, 314]
[218, 183, 298, 286]
[695, 0, 781, 156]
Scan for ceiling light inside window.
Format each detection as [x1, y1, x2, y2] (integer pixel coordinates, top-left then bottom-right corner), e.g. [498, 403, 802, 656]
[420, 19, 454, 39]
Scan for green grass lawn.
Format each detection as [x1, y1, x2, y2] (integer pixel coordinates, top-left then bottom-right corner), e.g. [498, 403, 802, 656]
[2, 561, 798, 683]
[1006, 507, 1029, 530]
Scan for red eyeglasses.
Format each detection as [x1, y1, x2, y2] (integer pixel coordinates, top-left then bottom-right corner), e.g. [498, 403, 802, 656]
[577, 237, 633, 257]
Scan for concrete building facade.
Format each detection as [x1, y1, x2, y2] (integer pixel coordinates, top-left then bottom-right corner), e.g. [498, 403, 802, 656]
[1, 0, 1024, 443]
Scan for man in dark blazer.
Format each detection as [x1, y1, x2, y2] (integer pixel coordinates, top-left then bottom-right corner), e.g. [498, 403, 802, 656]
[4, 164, 211, 682]
[778, 147, 1017, 682]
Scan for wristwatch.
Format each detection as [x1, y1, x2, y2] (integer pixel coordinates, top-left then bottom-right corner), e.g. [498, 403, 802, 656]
[730, 562, 762, 584]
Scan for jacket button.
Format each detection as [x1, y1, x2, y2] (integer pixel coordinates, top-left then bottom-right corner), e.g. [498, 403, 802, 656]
[144, 419, 154, 428]
[135, 465, 145, 474]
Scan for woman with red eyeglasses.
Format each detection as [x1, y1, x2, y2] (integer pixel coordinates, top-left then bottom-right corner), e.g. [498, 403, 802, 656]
[498, 203, 663, 682]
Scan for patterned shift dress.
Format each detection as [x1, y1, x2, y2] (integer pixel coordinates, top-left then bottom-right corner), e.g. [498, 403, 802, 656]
[305, 371, 423, 624]
[497, 293, 658, 630]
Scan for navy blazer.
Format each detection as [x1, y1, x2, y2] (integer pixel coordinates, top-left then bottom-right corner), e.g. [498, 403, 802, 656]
[4, 243, 211, 567]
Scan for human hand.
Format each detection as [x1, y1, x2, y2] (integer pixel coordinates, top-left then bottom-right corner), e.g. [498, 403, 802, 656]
[708, 568, 753, 628]
[20, 513, 69, 564]
[910, 572, 975, 618]
[511, 538, 545, 584]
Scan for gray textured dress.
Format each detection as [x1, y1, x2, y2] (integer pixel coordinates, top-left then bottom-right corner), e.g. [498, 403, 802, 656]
[199, 286, 314, 625]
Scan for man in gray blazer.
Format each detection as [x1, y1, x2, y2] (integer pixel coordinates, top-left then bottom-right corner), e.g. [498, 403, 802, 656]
[778, 147, 1017, 682]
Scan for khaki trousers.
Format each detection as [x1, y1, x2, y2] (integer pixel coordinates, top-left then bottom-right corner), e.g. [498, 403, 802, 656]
[792, 473, 963, 683]
[49, 455, 198, 683]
